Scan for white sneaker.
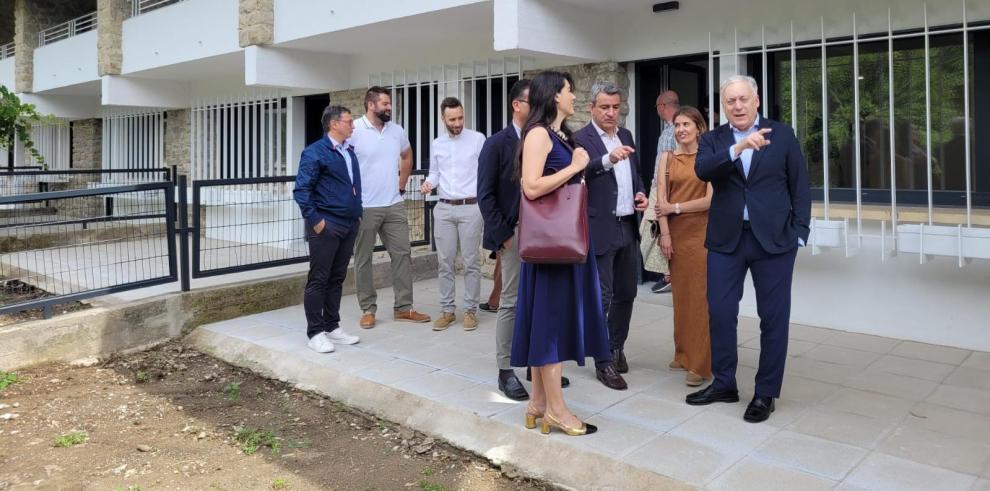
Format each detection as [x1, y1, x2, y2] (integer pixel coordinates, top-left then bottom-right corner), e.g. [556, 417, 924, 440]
[326, 328, 360, 345]
[307, 333, 335, 353]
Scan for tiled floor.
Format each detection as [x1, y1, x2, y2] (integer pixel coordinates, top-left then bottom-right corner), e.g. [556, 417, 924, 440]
[195, 278, 990, 490]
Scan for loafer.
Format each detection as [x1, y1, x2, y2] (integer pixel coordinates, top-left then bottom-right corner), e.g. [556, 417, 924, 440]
[359, 312, 375, 329]
[612, 348, 629, 374]
[685, 384, 740, 406]
[668, 359, 686, 371]
[498, 373, 529, 401]
[743, 396, 775, 423]
[395, 309, 431, 323]
[686, 371, 704, 386]
[595, 364, 628, 391]
[525, 367, 570, 388]
[479, 302, 498, 313]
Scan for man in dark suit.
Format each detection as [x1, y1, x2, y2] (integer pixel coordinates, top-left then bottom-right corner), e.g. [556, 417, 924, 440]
[687, 75, 811, 423]
[573, 82, 649, 391]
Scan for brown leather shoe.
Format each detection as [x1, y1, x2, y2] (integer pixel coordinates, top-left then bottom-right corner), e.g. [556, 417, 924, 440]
[395, 309, 431, 323]
[462, 311, 478, 331]
[595, 364, 628, 390]
[359, 312, 376, 329]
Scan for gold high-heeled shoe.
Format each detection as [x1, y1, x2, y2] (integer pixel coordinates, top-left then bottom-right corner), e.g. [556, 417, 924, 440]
[540, 412, 598, 436]
[524, 408, 544, 429]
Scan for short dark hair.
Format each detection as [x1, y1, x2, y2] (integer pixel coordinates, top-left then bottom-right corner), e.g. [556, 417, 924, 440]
[364, 86, 390, 110]
[439, 96, 462, 116]
[321, 105, 350, 132]
[508, 79, 530, 113]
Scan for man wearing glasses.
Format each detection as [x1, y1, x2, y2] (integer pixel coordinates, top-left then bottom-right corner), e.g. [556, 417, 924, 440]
[646, 90, 680, 294]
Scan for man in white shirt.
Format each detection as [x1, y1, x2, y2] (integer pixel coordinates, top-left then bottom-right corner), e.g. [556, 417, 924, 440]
[420, 97, 486, 332]
[350, 86, 431, 328]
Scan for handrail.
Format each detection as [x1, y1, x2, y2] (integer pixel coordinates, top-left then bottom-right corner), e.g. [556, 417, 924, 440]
[37, 11, 97, 47]
[131, 0, 187, 17]
[0, 42, 13, 60]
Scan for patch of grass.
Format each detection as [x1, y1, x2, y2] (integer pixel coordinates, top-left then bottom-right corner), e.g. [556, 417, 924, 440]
[271, 478, 288, 490]
[234, 426, 280, 456]
[284, 439, 311, 449]
[418, 481, 448, 491]
[223, 381, 241, 402]
[422, 467, 434, 477]
[134, 370, 148, 383]
[0, 371, 17, 392]
[113, 486, 142, 491]
[54, 430, 88, 448]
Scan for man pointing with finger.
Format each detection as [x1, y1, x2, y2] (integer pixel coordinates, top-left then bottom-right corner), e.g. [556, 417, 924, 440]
[687, 75, 811, 423]
[574, 82, 649, 391]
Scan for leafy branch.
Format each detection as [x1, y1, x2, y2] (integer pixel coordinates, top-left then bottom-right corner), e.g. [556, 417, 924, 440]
[0, 85, 54, 167]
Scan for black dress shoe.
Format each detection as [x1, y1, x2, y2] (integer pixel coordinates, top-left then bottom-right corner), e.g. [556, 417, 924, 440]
[525, 367, 570, 388]
[743, 396, 775, 423]
[479, 302, 498, 313]
[595, 364, 628, 390]
[498, 373, 529, 401]
[612, 348, 629, 374]
[685, 384, 740, 406]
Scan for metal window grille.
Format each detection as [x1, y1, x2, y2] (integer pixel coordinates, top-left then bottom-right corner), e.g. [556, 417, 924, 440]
[369, 56, 530, 170]
[102, 109, 166, 185]
[131, 0, 186, 16]
[708, 2, 989, 265]
[25, 121, 71, 171]
[190, 92, 286, 181]
[0, 42, 14, 60]
[37, 11, 97, 47]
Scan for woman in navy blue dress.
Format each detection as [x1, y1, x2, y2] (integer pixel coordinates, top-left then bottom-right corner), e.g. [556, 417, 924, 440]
[511, 71, 611, 436]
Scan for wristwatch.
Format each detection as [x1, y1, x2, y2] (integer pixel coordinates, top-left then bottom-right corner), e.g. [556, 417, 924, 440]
[675, 203, 681, 215]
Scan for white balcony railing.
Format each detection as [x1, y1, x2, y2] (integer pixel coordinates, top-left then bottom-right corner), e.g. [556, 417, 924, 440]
[37, 12, 97, 47]
[131, 0, 187, 16]
[0, 42, 13, 60]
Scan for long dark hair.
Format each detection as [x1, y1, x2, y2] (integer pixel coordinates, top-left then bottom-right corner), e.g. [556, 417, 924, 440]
[515, 71, 575, 178]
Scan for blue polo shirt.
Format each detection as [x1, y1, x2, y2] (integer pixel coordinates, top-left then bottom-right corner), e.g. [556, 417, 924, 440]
[293, 134, 363, 229]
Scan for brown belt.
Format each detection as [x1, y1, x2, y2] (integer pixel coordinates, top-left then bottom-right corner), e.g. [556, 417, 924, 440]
[439, 198, 478, 205]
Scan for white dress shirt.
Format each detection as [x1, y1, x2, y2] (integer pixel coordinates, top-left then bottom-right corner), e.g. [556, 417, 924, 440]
[349, 115, 411, 208]
[593, 121, 635, 217]
[427, 128, 486, 200]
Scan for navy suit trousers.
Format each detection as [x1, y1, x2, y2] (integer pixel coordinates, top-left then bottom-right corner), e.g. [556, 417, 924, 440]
[707, 226, 797, 398]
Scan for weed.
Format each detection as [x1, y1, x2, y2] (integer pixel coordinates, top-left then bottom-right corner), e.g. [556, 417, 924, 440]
[422, 467, 434, 477]
[223, 381, 241, 402]
[418, 481, 447, 491]
[135, 370, 148, 383]
[234, 426, 280, 455]
[54, 431, 88, 448]
[272, 478, 288, 490]
[0, 371, 17, 392]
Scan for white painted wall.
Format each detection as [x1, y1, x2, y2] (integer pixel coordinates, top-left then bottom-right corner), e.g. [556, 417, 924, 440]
[273, 0, 487, 44]
[32, 31, 98, 92]
[122, 0, 240, 75]
[0, 58, 13, 89]
[494, 0, 608, 61]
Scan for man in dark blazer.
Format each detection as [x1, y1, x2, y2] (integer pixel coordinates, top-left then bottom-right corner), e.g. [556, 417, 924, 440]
[574, 82, 649, 391]
[687, 75, 811, 423]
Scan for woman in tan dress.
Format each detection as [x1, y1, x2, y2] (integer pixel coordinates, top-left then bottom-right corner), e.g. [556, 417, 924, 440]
[655, 106, 713, 386]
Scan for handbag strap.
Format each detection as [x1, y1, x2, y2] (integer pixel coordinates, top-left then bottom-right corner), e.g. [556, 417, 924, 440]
[544, 125, 587, 183]
[658, 150, 673, 201]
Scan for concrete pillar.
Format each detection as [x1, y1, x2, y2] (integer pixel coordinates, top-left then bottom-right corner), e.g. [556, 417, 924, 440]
[97, 0, 129, 76]
[238, 0, 273, 47]
[165, 109, 190, 178]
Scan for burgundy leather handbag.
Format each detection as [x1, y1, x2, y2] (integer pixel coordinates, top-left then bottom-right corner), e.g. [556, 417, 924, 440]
[517, 159, 589, 264]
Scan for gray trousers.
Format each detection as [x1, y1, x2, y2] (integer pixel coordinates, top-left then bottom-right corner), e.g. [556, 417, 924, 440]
[433, 202, 483, 313]
[353, 201, 413, 314]
[495, 230, 521, 370]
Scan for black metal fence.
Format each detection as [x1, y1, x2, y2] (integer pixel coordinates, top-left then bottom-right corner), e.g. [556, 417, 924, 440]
[0, 182, 177, 316]
[1, 168, 434, 319]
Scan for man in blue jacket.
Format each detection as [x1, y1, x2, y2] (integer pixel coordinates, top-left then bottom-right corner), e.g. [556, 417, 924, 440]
[687, 76, 811, 423]
[294, 105, 364, 354]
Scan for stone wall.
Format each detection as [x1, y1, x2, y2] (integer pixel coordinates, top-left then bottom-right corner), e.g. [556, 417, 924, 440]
[328, 88, 368, 117]
[524, 61, 631, 129]
[96, 0, 130, 76]
[70, 118, 101, 170]
[238, 0, 273, 47]
[13, 0, 96, 92]
[165, 109, 190, 177]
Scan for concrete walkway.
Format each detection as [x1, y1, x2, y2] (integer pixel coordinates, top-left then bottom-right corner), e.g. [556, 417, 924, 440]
[189, 278, 990, 490]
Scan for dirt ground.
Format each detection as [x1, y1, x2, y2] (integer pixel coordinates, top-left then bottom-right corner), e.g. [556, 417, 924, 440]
[0, 342, 553, 491]
[0, 278, 89, 327]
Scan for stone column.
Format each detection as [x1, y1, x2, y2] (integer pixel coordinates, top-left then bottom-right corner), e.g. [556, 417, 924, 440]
[165, 109, 190, 178]
[238, 0, 273, 47]
[69, 119, 102, 194]
[14, 0, 97, 93]
[327, 88, 368, 117]
[525, 61, 631, 128]
[97, 0, 129, 76]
